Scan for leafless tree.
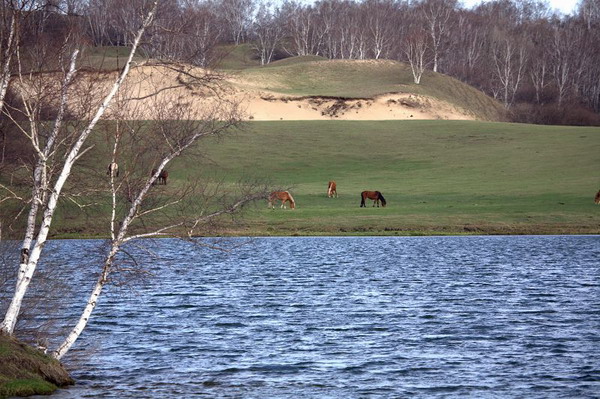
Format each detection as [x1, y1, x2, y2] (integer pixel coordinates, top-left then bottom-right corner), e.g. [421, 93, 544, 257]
[550, 24, 577, 107]
[365, 0, 397, 60]
[402, 27, 428, 84]
[491, 31, 528, 108]
[579, 0, 600, 29]
[217, 0, 255, 44]
[0, 0, 40, 114]
[280, 1, 322, 56]
[419, 0, 456, 73]
[145, 0, 222, 66]
[1, 0, 160, 336]
[252, 2, 284, 65]
[52, 83, 269, 359]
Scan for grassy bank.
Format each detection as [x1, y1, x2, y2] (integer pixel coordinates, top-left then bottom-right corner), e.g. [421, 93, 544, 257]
[0, 335, 73, 398]
[4, 120, 599, 237]
[184, 120, 599, 235]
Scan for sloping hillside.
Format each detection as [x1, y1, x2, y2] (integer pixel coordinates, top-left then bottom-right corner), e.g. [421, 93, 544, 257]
[230, 57, 505, 121]
[19, 47, 506, 122]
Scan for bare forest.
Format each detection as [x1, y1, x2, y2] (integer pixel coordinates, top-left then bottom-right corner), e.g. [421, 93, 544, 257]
[3, 0, 595, 125]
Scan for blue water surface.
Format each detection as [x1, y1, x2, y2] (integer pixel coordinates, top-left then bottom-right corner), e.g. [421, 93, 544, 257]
[22, 236, 600, 398]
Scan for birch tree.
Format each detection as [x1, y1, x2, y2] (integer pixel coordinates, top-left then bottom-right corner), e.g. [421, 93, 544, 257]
[400, 21, 428, 85]
[550, 24, 577, 107]
[365, 0, 396, 60]
[0, 0, 38, 114]
[419, 0, 456, 73]
[0, 0, 160, 336]
[252, 3, 284, 65]
[491, 33, 528, 108]
[51, 94, 268, 359]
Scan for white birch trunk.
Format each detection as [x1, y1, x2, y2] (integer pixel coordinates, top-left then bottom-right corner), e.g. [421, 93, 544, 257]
[0, 1, 158, 335]
[52, 245, 118, 360]
[0, 13, 16, 112]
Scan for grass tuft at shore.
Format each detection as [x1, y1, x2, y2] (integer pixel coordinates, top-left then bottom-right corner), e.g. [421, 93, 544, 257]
[0, 335, 73, 398]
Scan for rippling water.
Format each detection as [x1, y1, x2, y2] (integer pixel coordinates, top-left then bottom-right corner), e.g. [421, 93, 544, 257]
[27, 236, 600, 398]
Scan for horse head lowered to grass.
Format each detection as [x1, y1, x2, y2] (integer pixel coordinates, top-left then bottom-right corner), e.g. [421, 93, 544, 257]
[268, 191, 296, 209]
[327, 181, 338, 198]
[360, 191, 386, 207]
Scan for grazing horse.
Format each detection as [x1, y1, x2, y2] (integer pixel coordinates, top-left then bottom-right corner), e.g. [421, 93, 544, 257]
[595, 190, 600, 204]
[151, 168, 168, 185]
[268, 191, 296, 209]
[327, 181, 338, 198]
[107, 162, 119, 178]
[360, 190, 387, 207]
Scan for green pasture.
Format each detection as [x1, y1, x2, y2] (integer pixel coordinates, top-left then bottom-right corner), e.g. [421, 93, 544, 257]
[168, 120, 600, 235]
[4, 121, 598, 237]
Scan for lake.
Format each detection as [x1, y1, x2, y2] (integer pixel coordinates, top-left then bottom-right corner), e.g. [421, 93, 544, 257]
[24, 236, 600, 398]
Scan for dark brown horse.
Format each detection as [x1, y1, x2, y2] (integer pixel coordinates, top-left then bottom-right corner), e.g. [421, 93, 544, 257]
[360, 190, 386, 207]
[268, 191, 296, 209]
[151, 168, 168, 185]
[327, 181, 338, 198]
[595, 190, 600, 204]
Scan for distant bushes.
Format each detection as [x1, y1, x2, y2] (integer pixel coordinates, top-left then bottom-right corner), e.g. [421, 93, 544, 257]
[511, 103, 600, 126]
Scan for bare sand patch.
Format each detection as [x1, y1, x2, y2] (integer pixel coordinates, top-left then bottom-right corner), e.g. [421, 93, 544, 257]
[19, 64, 476, 121]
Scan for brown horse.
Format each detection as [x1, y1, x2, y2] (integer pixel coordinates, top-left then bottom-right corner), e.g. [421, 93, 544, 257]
[151, 168, 168, 185]
[268, 191, 296, 209]
[107, 162, 119, 178]
[360, 190, 386, 207]
[327, 181, 338, 198]
[595, 190, 600, 204]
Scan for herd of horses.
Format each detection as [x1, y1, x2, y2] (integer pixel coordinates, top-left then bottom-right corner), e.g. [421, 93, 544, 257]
[107, 163, 600, 209]
[268, 181, 387, 210]
[107, 165, 387, 210]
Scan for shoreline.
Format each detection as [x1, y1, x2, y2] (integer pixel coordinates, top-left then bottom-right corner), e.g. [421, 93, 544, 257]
[23, 224, 600, 240]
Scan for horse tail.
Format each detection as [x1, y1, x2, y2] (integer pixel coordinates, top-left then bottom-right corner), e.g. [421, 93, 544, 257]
[378, 192, 387, 207]
[360, 191, 366, 207]
[595, 190, 600, 204]
[286, 191, 296, 209]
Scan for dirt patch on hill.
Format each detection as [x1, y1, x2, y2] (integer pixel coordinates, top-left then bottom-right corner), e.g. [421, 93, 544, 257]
[246, 91, 475, 121]
[15, 64, 477, 121]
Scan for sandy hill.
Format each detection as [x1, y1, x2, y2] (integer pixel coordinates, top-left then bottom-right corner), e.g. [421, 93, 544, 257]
[23, 48, 506, 122]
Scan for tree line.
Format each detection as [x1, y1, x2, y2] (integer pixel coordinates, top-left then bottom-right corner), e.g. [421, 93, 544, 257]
[17, 0, 597, 125]
[3, 0, 600, 124]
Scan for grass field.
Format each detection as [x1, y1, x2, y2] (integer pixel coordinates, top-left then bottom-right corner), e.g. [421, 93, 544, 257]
[5, 120, 598, 237]
[161, 120, 600, 236]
